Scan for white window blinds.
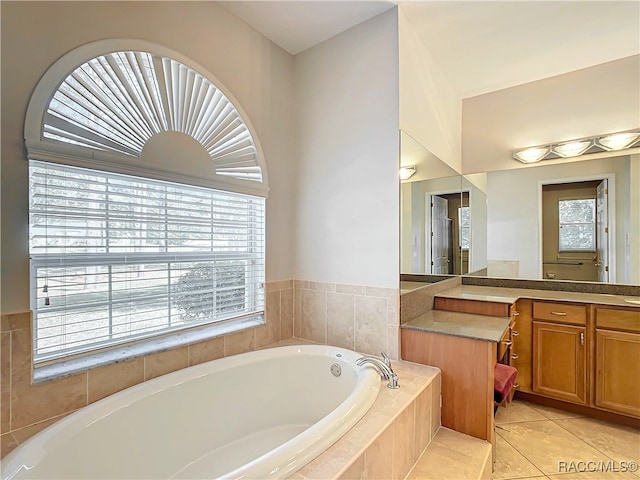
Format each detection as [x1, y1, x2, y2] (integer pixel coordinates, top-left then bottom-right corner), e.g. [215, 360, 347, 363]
[29, 160, 265, 362]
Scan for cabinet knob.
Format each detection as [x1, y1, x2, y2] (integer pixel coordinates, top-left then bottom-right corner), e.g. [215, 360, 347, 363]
[512, 353, 519, 360]
[551, 311, 567, 316]
[512, 330, 519, 336]
[503, 340, 513, 347]
[513, 311, 520, 316]
[580, 332, 584, 346]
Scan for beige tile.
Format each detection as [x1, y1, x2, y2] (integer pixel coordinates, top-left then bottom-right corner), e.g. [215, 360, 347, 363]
[188, 336, 224, 365]
[496, 400, 547, 425]
[414, 384, 433, 460]
[300, 289, 326, 344]
[365, 286, 396, 299]
[408, 428, 491, 480]
[364, 424, 393, 480]
[554, 417, 640, 465]
[266, 279, 292, 293]
[1, 312, 30, 332]
[354, 296, 387, 356]
[88, 358, 144, 403]
[10, 412, 69, 445]
[294, 288, 302, 338]
[296, 435, 361, 480]
[336, 284, 366, 296]
[256, 291, 281, 348]
[1, 432, 18, 459]
[11, 372, 87, 430]
[223, 328, 255, 357]
[547, 471, 638, 479]
[496, 420, 607, 475]
[338, 455, 365, 480]
[308, 281, 336, 292]
[9, 328, 32, 386]
[143, 346, 188, 380]
[493, 433, 545, 479]
[387, 297, 399, 326]
[386, 325, 399, 361]
[280, 288, 294, 340]
[392, 401, 416, 479]
[1, 332, 11, 434]
[528, 402, 583, 420]
[431, 374, 441, 440]
[327, 293, 355, 350]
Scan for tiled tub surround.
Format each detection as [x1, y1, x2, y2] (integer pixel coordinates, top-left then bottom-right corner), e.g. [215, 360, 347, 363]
[0, 280, 294, 458]
[294, 280, 401, 360]
[288, 353, 443, 480]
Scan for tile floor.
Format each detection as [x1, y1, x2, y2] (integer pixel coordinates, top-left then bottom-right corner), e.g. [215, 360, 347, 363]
[493, 400, 640, 480]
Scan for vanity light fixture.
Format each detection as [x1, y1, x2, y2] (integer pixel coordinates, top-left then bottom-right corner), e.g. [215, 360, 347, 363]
[597, 131, 640, 151]
[399, 165, 417, 180]
[552, 139, 594, 158]
[513, 146, 550, 164]
[513, 129, 640, 164]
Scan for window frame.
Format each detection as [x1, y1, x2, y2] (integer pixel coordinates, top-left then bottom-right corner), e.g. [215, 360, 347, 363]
[24, 40, 269, 373]
[557, 196, 597, 253]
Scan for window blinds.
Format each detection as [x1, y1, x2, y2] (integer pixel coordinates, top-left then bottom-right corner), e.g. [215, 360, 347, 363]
[29, 160, 265, 361]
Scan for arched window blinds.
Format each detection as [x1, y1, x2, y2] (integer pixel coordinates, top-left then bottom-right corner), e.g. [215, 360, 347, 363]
[26, 42, 267, 363]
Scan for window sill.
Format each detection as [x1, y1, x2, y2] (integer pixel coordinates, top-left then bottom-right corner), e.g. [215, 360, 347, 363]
[33, 314, 265, 384]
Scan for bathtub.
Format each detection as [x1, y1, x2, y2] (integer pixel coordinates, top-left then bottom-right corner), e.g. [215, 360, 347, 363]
[1, 344, 381, 480]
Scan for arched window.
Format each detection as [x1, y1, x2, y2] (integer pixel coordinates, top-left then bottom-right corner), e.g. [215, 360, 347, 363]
[25, 41, 267, 364]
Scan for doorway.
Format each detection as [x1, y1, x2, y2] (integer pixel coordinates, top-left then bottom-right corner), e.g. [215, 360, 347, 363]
[541, 180, 610, 282]
[428, 192, 469, 275]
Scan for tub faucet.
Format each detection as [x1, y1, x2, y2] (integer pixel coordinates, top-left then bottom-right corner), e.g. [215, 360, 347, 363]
[356, 352, 399, 389]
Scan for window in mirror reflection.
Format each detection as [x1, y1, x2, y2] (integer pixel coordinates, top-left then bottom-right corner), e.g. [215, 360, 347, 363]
[558, 198, 596, 252]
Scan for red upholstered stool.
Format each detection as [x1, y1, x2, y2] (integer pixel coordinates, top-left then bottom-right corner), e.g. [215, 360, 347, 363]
[494, 363, 518, 411]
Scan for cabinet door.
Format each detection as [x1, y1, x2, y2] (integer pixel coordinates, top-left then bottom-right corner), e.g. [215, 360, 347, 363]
[533, 321, 587, 404]
[595, 329, 640, 417]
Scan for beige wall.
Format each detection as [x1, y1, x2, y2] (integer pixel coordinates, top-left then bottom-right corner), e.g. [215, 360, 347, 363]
[0, 1, 296, 313]
[292, 9, 400, 289]
[399, 7, 462, 173]
[462, 55, 640, 174]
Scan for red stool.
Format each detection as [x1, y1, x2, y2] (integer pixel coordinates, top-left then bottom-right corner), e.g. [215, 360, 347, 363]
[494, 363, 518, 411]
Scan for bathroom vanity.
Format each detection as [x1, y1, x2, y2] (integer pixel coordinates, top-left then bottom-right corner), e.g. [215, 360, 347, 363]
[400, 279, 640, 455]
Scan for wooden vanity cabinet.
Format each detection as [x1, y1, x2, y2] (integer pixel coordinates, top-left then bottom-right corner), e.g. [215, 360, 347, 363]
[594, 307, 640, 417]
[532, 302, 588, 405]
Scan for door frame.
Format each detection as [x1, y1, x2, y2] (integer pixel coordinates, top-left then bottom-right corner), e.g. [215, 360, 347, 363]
[537, 173, 616, 282]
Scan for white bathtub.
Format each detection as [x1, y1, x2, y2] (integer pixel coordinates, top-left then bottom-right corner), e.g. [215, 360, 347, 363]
[1, 344, 381, 480]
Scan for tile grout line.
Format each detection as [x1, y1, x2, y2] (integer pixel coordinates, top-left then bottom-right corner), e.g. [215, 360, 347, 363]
[495, 419, 557, 479]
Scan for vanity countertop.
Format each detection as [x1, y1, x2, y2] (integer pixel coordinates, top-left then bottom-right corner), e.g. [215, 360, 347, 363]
[435, 285, 640, 309]
[401, 310, 511, 343]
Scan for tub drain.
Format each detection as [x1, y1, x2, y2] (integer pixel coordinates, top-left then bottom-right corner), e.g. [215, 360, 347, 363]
[330, 363, 342, 377]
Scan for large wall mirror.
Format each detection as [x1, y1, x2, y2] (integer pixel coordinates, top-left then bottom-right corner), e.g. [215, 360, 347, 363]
[400, 130, 639, 285]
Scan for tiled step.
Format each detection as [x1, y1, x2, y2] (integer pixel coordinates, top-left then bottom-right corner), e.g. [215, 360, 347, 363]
[406, 427, 492, 480]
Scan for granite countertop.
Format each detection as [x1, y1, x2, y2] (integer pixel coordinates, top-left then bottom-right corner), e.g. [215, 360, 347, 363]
[401, 310, 511, 343]
[435, 285, 640, 309]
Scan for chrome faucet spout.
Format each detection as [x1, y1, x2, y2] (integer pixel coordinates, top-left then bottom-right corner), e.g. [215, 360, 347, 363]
[356, 352, 399, 389]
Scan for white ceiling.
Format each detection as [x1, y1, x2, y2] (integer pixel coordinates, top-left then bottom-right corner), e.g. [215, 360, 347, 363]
[219, 1, 640, 98]
[219, 1, 396, 55]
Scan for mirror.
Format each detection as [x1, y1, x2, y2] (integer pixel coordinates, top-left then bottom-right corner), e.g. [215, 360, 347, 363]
[400, 132, 639, 285]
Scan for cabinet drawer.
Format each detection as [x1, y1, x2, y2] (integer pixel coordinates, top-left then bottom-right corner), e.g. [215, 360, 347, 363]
[533, 302, 587, 325]
[595, 308, 640, 333]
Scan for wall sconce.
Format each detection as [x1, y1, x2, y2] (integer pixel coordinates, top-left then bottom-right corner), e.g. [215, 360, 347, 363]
[513, 129, 640, 164]
[399, 166, 416, 180]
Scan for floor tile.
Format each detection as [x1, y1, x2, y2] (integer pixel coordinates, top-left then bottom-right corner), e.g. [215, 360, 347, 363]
[496, 401, 547, 425]
[492, 434, 546, 479]
[526, 403, 583, 420]
[496, 420, 606, 476]
[546, 471, 639, 479]
[554, 417, 640, 465]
